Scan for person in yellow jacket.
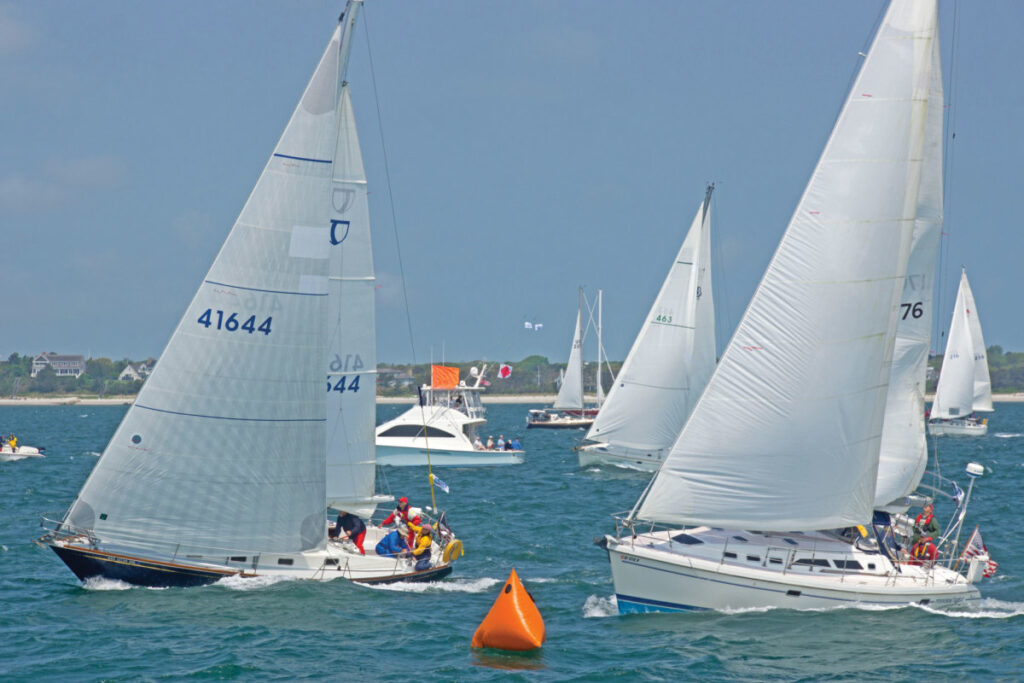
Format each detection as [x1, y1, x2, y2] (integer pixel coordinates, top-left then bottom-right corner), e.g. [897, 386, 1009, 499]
[8, 434, 16, 450]
[408, 522, 433, 571]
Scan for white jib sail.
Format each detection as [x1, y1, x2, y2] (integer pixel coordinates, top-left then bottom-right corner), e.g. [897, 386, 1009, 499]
[554, 304, 585, 410]
[931, 272, 977, 419]
[961, 270, 993, 412]
[638, 0, 938, 531]
[63, 23, 350, 557]
[874, 29, 944, 511]
[585, 192, 715, 453]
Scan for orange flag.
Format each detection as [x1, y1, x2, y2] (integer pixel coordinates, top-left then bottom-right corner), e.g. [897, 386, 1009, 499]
[431, 365, 459, 389]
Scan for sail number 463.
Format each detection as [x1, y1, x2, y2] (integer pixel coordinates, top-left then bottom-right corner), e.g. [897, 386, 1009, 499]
[197, 309, 273, 335]
[900, 302, 923, 319]
[655, 314, 673, 323]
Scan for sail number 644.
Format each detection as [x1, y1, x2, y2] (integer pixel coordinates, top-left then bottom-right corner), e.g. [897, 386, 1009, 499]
[197, 309, 273, 335]
[900, 302, 923, 319]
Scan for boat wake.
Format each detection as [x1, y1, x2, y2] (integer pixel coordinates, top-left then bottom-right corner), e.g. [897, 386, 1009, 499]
[82, 577, 148, 591]
[85, 451, 101, 457]
[994, 433, 1024, 439]
[367, 577, 500, 594]
[917, 598, 1024, 619]
[582, 594, 618, 618]
[214, 574, 295, 591]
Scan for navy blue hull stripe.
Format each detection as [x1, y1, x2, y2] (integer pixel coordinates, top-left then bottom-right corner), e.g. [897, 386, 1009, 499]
[204, 280, 327, 297]
[135, 404, 325, 423]
[273, 153, 332, 164]
[616, 593, 706, 612]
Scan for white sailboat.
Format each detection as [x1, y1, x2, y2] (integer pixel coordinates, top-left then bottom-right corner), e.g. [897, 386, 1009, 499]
[928, 269, 992, 436]
[376, 364, 525, 466]
[40, 1, 461, 587]
[603, 0, 990, 612]
[527, 289, 602, 429]
[579, 185, 716, 471]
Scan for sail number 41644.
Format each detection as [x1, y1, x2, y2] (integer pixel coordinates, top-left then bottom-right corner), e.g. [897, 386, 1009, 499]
[197, 309, 273, 335]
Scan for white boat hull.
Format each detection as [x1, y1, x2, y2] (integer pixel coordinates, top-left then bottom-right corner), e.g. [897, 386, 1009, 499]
[0, 445, 44, 461]
[606, 530, 982, 613]
[578, 443, 664, 471]
[927, 418, 988, 437]
[376, 444, 523, 467]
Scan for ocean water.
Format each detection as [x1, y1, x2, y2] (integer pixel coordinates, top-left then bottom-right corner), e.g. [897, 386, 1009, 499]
[2, 402, 1023, 681]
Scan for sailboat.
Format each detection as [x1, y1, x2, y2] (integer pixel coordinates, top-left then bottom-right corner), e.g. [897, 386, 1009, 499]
[602, 0, 991, 612]
[376, 364, 525, 466]
[39, 1, 461, 587]
[526, 289, 603, 429]
[928, 269, 993, 436]
[579, 185, 716, 470]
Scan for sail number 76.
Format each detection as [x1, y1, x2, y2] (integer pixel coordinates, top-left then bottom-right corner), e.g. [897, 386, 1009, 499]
[900, 302, 923, 320]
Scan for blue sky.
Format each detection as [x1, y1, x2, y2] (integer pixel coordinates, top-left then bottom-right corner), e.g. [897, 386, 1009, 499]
[2, 1, 1021, 365]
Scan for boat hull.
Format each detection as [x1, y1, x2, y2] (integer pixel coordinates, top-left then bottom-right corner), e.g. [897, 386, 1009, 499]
[927, 419, 988, 437]
[526, 419, 592, 430]
[578, 444, 663, 471]
[0, 445, 44, 461]
[607, 535, 982, 613]
[376, 445, 523, 466]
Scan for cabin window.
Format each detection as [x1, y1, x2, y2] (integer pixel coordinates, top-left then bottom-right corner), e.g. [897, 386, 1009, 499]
[731, 536, 748, 543]
[379, 425, 455, 438]
[746, 555, 760, 562]
[671, 533, 704, 545]
[324, 558, 339, 566]
[833, 560, 863, 570]
[723, 551, 737, 559]
[277, 558, 294, 566]
[783, 538, 798, 546]
[868, 563, 876, 570]
[99, 513, 108, 521]
[769, 558, 783, 565]
[793, 558, 830, 568]
[229, 556, 247, 562]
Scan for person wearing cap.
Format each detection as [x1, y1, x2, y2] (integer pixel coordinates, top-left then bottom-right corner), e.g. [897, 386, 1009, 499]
[328, 509, 367, 554]
[912, 502, 939, 545]
[381, 497, 411, 527]
[409, 523, 434, 571]
[374, 528, 409, 558]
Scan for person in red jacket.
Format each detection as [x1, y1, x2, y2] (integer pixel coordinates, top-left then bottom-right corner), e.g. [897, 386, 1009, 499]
[381, 497, 411, 527]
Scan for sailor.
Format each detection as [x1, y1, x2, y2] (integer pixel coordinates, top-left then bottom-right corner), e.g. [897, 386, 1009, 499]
[374, 528, 409, 558]
[409, 523, 434, 571]
[381, 496, 412, 528]
[329, 509, 367, 555]
[910, 535, 938, 565]
[912, 503, 939, 545]
[8, 434, 16, 450]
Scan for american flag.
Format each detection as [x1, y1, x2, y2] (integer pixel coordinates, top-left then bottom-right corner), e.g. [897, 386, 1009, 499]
[961, 526, 998, 578]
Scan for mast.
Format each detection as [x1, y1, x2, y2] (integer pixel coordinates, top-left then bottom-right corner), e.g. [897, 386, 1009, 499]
[596, 289, 604, 406]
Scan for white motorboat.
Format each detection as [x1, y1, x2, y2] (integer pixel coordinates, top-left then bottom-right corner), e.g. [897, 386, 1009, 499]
[604, 0, 992, 612]
[0, 443, 45, 462]
[527, 289, 606, 429]
[39, 0, 461, 587]
[579, 185, 716, 471]
[928, 269, 992, 436]
[376, 366, 524, 466]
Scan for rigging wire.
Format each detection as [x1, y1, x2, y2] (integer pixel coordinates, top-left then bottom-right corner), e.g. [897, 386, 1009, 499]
[935, 0, 961, 352]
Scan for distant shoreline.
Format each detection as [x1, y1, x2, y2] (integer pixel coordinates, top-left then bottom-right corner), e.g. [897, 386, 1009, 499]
[4, 393, 1024, 407]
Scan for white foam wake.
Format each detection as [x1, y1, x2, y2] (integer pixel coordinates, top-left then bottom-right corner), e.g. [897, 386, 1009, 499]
[917, 597, 1024, 619]
[367, 577, 501, 594]
[214, 573, 296, 591]
[582, 594, 618, 618]
[82, 577, 135, 591]
[994, 433, 1024, 439]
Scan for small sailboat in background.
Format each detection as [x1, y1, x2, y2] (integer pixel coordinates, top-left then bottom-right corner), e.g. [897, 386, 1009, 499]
[602, 0, 991, 612]
[928, 268, 992, 436]
[376, 364, 524, 466]
[579, 185, 715, 471]
[39, 0, 460, 587]
[527, 289, 605, 429]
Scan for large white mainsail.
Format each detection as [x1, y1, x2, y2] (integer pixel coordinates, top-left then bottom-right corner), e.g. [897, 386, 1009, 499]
[874, 30, 944, 511]
[961, 270, 993, 412]
[585, 187, 715, 454]
[638, 0, 938, 531]
[325, 8, 379, 512]
[553, 298, 585, 411]
[930, 272, 977, 420]
[62, 20, 352, 557]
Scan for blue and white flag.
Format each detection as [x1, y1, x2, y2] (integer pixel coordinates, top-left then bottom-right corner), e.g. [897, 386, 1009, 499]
[952, 481, 965, 507]
[430, 473, 450, 494]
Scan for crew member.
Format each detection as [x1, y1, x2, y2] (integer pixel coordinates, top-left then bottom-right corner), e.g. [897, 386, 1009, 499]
[329, 510, 366, 555]
[409, 523, 434, 571]
[381, 497, 411, 527]
[912, 503, 939, 545]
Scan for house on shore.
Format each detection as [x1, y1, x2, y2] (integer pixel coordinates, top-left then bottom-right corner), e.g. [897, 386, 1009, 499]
[31, 352, 85, 378]
[118, 362, 154, 382]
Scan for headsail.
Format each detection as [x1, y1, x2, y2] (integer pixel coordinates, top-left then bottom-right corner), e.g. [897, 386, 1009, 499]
[638, 0, 939, 531]
[585, 187, 715, 454]
[553, 298, 584, 411]
[62, 21, 352, 556]
[930, 271, 977, 420]
[961, 271, 993, 412]
[874, 28, 944, 511]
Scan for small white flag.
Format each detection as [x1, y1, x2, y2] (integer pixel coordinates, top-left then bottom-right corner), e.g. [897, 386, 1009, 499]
[430, 473, 450, 494]
[524, 321, 533, 329]
[534, 323, 544, 331]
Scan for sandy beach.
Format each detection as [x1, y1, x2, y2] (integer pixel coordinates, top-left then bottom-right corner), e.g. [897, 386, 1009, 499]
[5, 393, 1024, 406]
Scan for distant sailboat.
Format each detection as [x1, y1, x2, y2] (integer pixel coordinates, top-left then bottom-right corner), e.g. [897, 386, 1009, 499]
[928, 269, 993, 436]
[579, 185, 715, 471]
[603, 0, 990, 612]
[40, 0, 461, 587]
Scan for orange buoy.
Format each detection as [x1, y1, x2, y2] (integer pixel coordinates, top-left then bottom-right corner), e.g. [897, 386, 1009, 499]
[471, 569, 545, 651]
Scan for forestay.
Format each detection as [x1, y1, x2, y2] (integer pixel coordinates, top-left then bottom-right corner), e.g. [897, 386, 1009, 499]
[874, 30, 944, 511]
[63, 22, 351, 556]
[585, 192, 715, 453]
[638, 0, 938, 531]
[325, 4, 378, 511]
[553, 307, 584, 411]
